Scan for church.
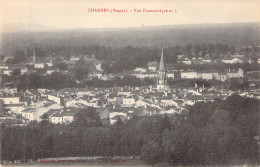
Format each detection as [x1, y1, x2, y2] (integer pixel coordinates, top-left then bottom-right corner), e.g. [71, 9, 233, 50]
[157, 49, 170, 92]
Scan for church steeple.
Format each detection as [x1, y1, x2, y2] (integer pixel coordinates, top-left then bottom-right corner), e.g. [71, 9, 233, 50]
[157, 48, 169, 92]
[159, 49, 165, 72]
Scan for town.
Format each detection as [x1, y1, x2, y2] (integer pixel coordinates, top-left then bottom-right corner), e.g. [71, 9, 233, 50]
[1, 0, 260, 165]
[1, 45, 260, 126]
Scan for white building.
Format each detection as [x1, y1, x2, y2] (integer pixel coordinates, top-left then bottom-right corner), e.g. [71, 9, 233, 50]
[109, 112, 127, 125]
[47, 94, 61, 104]
[182, 58, 192, 65]
[21, 108, 37, 121]
[50, 113, 63, 124]
[181, 71, 198, 79]
[3, 69, 12, 75]
[70, 57, 80, 61]
[4, 104, 25, 114]
[134, 67, 147, 73]
[95, 63, 102, 71]
[167, 72, 175, 79]
[0, 66, 8, 69]
[34, 63, 45, 69]
[0, 97, 20, 104]
[62, 112, 77, 124]
[123, 97, 135, 105]
[147, 61, 159, 71]
[222, 58, 244, 64]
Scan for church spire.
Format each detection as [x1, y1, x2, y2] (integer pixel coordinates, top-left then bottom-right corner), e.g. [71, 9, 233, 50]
[159, 48, 165, 71]
[157, 48, 169, 92]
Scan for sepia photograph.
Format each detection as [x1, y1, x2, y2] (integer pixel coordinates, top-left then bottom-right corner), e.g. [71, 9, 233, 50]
[0, 0, 260, 166]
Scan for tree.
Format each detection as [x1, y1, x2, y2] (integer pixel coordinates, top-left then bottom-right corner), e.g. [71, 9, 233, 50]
[71, 107, 102, 127]
[40, 113, 49, 123]
[6, 50, 27, 64]
[57, 62, 68, 71]
[160, 114, 172, 131]
[11, 69, 21, 77]
[142, 141, 162, 167]
[73, 59, 90, 81]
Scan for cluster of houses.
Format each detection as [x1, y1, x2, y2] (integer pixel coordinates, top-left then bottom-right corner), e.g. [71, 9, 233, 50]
[1, 49, 260, 126]
[177, 53, 260, 65]
[130, 67, 244, 81]
[1, 83, 260, 126]
[0, 50, 102, 77]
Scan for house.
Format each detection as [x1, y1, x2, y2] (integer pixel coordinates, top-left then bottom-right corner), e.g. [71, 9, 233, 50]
[162, 108, 180, 115]
[199, 70, 218, 80]
[167, 72, 175, 79]
[100, 74, 114, 81]
[181, 71, 198, 79]
[202, 59, 212, 63]
[42, 109, 61, 121]
[147, 61, 159, 71]
[182, 58, 192, 65]
[257, 58, 260, 64]
[141, 71, 158, 78]
[159, 98, 179, 108]
[70, 57, 80, 61]
[47, 94, 61, 104]
[3, 69, 12, 75]
[89, 70, 103, 79]
[123, 97, 135, 105]
[146, 106, 161, 115]
[199, 72, 213, 80]
[0, 66, 8, 70]
[95, 63, 102, 71]
[50, 112, 63, 124]
[20, 68, 28, 74]
[177, 55, 185, 60]
[217, 72, 228, 81]
[46, 69, 57, 74]
[45, 59, 53, 67]
[62, 112, 77, 124]
[109, 110, 128, 124]
[190, 58, 206, 65]
[222, 58, 244, 64]
[21, 108, 37, 121]
[230, 53, 244, 58]
[4, 103, 25, 114]
[227, 68, 244, 78]
[122, 97, 136, 107]
[34, 63, 45, 69]
[33, 103, 63, 121]
[65, 98, 88, 108]
[0, 97, 20, 104]
[134, 67, 147, 73]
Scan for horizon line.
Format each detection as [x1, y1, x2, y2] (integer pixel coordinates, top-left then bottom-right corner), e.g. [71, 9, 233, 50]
[2, 21, 260, 33]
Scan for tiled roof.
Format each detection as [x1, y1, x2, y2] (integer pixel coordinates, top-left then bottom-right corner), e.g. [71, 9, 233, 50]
[22, 108, 37, 113]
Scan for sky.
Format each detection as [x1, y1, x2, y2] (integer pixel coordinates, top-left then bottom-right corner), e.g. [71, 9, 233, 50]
[0, 0, 260, 31]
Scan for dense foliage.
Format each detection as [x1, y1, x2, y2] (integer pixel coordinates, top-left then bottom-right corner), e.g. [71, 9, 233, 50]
[1, 95, 259, 166]
[1, 72, 155, 90]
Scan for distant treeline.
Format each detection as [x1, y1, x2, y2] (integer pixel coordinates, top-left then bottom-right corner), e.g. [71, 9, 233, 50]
[2, 43, 260, 75]
[1, 94, 259, 166]
[2, 22, 260, 55]
[2, 72, 155, 90]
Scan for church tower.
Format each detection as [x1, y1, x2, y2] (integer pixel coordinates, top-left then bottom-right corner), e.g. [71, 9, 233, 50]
[157, 49, 169, 92]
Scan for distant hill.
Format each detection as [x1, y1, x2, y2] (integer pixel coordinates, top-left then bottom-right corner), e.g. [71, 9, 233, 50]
[1, 22, 260, 55]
